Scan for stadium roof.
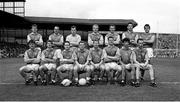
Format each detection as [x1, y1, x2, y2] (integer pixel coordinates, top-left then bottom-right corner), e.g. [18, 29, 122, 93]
[0, 10, 138, 31]
[25, 16, 137, 31]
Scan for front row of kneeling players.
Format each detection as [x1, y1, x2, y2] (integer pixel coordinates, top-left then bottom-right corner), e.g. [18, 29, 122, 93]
[19, 37, 157, 87]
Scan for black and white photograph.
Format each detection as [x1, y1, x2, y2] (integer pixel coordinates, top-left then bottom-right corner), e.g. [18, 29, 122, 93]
[0, 0, 180, 101]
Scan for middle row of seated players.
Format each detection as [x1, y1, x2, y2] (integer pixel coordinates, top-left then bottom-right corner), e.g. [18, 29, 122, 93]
[19, 37, 156, 87]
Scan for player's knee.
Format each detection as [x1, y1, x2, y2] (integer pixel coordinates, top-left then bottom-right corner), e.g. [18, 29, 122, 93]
[19, 66, 25, 73]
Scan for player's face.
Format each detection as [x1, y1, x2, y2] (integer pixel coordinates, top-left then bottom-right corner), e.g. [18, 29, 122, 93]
[144, 26, 150, 33]
[93, 41, 99, 48]
[32, 27, 37, 33]
[79, 43, 85, 50]
[47, 42, 52, 48]
[93, 25, 99, 33]
[123, 41, 129, 48]
[138, 40, 144, 48]
[29, 43, 35, 49]
[109, 26, 115, 33]
[127, 24, 133, 31]
[71, 28, 76, 35]
[108, 38, 114, 45]
[54, 27, 59, 34]
[64, 43, 70, 50]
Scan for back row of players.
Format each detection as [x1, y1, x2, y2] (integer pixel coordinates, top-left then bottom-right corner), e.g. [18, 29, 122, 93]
[19, 23, 156, 87]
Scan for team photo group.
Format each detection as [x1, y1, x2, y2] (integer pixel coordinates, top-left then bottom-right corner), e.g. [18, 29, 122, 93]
[19, 22, 157, 87]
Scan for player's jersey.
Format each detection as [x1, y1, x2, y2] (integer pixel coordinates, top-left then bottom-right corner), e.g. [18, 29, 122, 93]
[25, 48, 41, 64]
[49, 33, 63, 48]
[105, 32, 120, 46]
[27, 48, 40, 59]
[122, 31, 138, 47]
[74, 49, 89, 64]
[139, 33, 154, 48]
[43, 49, 55, 59]
[89, 47, 103, 64]
[60, 49, 74, 64]
[28, 33, 42, 42]
[41, 48, 56, 64]
[103, 45, 119, 62]
[134, 48, 148, 63]
[88, 32, 103, 46]
[119, 47, 133, 64]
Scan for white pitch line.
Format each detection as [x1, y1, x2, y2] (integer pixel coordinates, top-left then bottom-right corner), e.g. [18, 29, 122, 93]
[0, 82, 180, 85]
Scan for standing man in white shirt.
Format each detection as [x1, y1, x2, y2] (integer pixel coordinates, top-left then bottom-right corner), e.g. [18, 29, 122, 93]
[27, 24, 43, 49]
[66, 26, 81, 51]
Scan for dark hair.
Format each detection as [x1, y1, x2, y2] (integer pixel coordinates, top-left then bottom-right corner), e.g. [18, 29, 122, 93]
[27, 40, 36, 45]
[71, 25, 76, 29]
[32, 24, 37, 28]
[137, 38, 144, 43]
[47, 40, 53, 44]
[64, 41, 70, 45]
[144, 24, 150, 29]
[122, 38, 130, 43]
[127, 22, 133, 26]
[79, 41, 86, 44]
[108, 36, 114, 40]
[110, 24, 115, 28]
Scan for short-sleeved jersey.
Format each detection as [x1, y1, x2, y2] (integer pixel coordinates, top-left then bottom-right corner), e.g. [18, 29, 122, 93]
[74, 49, 89, 64]
[24, 48, 41, 64]
[66, 34, 81, 47]
[26, 48, 40, 59]
[138, 33, 155, 48]
[88, 32, 103, 46]
[105, 32, 120, 45]
[89, 47, 103, 64]
[122, 31, 138, 47]
[27, 33, 42, 42]
[42, 49, 56, 59]
[119, 47, 133, 64]
[49, 33, 63, 48]
[103, 45, 120, 62]
[104, 45, 119, 56]
[134, 48, 149, 63]
[60, 49, 74, 64]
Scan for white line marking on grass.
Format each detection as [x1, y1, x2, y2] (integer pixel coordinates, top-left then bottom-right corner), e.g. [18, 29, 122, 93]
[0, 83, 24, 85]
[159, 82, 180, 84]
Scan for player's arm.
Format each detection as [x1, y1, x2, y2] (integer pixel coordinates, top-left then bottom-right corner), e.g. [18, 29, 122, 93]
[103, 49, 112, 62]
[71, 35, 81, 47]
[73, 51, 81, 66]
[105, 35, 108, 45]
[27, 35, 31, 42]
[24, 51, 34, 63]
[33, 50, 41, 63]
[132, 51, 140, 65]
[144, 50, 150, 66]
[144, 34, 155, 43]
[99, 35, 104, 45]
[35, 35, 43, 46]
[88, 34, 93, 46]
[107, 48, 120, 61]
[88, 49, 95, 65]
[122, 32, 126, 40]
[84, 51, 90, 66]
[114, 34, 120, 45]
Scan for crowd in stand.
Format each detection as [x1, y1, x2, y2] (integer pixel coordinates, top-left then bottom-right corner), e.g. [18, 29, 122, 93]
[0, 42, 28, 58]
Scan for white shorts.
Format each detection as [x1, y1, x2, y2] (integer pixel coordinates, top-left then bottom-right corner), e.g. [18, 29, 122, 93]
[57, 64, 74, 71]
[74, 64, 90, 71]
[20, 64, 39, 72]
[104, 62, 122, 71]
[41, 63, 56, 70]
[89, 64, 105, 70]
[136, 63, 153, 70]
[146, 48, 154, 58]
